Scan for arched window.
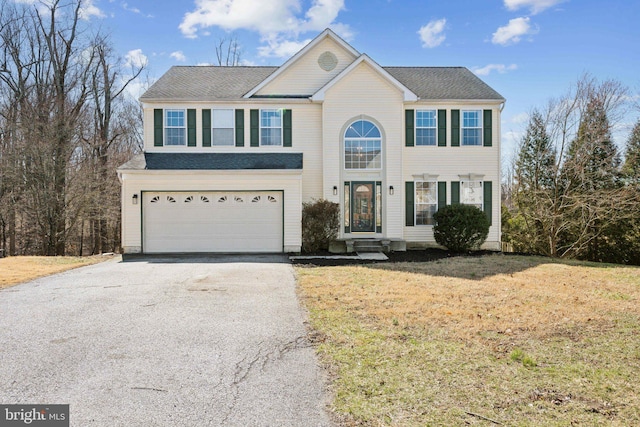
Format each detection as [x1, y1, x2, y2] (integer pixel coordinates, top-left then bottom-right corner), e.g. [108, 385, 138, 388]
[344, 120, 381, 169]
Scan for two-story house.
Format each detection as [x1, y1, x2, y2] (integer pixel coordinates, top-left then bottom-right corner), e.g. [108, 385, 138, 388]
[117, 29, 505, 254]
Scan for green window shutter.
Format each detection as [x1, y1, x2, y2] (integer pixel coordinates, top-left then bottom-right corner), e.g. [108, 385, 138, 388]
[344, 182, 351, 234]
[405, 181, 414, 226]
[376, 181, 382, 233]
[451, 110, 460, 147]
[235, 109, 244, 147]
[484, 181, 492, 225]
[283, 109, 292, 147]
[437, 181, 446, 211]
[187, 109, 196, 147]
[451, 181, 460, 205]
[202, 109, 211, 147]
[483, 109, 492, 147]
[437, 109, 447, 147]
[153, 109, 163, 146]
[405, 109, 414, 147]
[250, 109, 259, 147]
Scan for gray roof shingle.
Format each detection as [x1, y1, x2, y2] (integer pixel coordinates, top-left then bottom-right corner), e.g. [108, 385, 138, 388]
[385, 67, 504, 100]
[140, 66, 278, 101]
[140, 65, 504, 102]
[119, 153, 303, 171]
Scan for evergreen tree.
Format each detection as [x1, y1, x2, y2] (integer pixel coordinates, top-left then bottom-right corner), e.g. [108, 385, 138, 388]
[622, 119, 640, 181]
[612, 119, 640, 265]
[515, 110, 556, 191]
[511, 110, 556, 254]
[563, 97, 621, 191]
[560, 97, 623, 261]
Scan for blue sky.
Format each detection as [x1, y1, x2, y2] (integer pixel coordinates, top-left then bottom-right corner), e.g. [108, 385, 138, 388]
[72, 0, 639, 161]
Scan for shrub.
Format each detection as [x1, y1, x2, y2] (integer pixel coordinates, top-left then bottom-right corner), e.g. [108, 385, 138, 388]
[302, 199, 340, 253]
[433, 204, 490, 252]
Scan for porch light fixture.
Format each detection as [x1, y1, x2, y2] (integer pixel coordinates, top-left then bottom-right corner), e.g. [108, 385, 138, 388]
[333, 186, 338, 195]
[132, 193, 138, 205]
[389, 186, 394, 195]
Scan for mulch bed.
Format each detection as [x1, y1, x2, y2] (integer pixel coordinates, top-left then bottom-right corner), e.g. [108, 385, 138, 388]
[291, 248, 497, 266]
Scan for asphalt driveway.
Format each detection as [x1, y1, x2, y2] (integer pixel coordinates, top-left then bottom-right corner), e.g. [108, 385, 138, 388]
[0, 255, 332, 426]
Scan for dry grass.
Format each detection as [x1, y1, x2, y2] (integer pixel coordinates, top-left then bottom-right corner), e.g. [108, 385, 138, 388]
[296, 254, 640, 426]
[0, 255, 113, 289]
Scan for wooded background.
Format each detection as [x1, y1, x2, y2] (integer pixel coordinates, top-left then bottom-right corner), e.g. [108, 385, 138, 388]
[0, 0, 144, 256]
[502, 75, 640, 265]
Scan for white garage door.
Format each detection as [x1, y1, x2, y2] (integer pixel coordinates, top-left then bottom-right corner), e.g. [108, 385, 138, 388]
[143, 191, 283, 253]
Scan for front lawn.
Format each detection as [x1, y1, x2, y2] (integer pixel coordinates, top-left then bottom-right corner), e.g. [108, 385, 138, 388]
[295, 254, 640, 426]
[0, 255, 113, 289]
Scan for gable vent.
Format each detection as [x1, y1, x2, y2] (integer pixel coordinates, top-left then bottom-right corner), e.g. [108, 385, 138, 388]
[318, 51, 338, 71]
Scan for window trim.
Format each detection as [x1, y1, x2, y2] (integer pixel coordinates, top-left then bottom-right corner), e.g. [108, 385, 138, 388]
[415, 110, 437, 146]
[344, 119, 383, 170]
[164, 109, 186, 146]
[211, 108, 235, 146]
[415, 180, 438, 226]
[460, 180, 484, 210]
[461, 110, 482, 146]
[260, 109, 283, 146]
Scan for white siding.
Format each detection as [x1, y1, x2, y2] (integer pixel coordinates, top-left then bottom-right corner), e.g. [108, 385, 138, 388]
[140, 102, 323, 204]
[321, 62, 405, 240]
[402, 106, 502, 248]
[256, 38, 357, 96]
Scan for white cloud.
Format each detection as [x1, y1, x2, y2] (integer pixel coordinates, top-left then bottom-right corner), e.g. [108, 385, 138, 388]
[78, 0, 106, 20]
[472, 63, 518, 76]
[124, 49, 148, 69]
[14, 0, 105, 19]
[170, 51, 187, 62]
[122, 2, 140, 14]
[492, 17, 537, 45]
[179, 0, 350, 58]
[511, 112, 530, 124]
[258, 37, 312, 58]
[504, 0, 565, 15]
[122, 2, 154, 18]
[328, 22, 354, 41]
[417, 18, 447, 48]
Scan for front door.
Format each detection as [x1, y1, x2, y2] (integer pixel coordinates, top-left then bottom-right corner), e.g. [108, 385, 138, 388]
[351, 182, 375, 233]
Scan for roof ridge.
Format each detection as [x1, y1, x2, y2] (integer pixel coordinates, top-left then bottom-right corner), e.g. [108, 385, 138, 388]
[170, 65, 278, 69]
[383, 66, 466, 69]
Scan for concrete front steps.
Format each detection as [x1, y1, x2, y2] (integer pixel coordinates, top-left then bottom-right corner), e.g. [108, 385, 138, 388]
[329, 239, 406, 254]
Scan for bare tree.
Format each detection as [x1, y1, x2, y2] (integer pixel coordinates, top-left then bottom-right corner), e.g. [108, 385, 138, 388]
[82, 36, 145, 254]
[0, 0, 145, 256]
[506, 74, 635, 262]
[215, 36, 242, 66]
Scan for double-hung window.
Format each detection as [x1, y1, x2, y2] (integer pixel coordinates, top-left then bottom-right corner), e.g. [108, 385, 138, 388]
[461, 180, 483, 210]
[212, 109, 234, 146]
[416, 110, 437, 146]
[415, 181, 437, 225]
[260, 109, 282, 146]
[462, 110, 482, 146]
[165, 109, 186, 146]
